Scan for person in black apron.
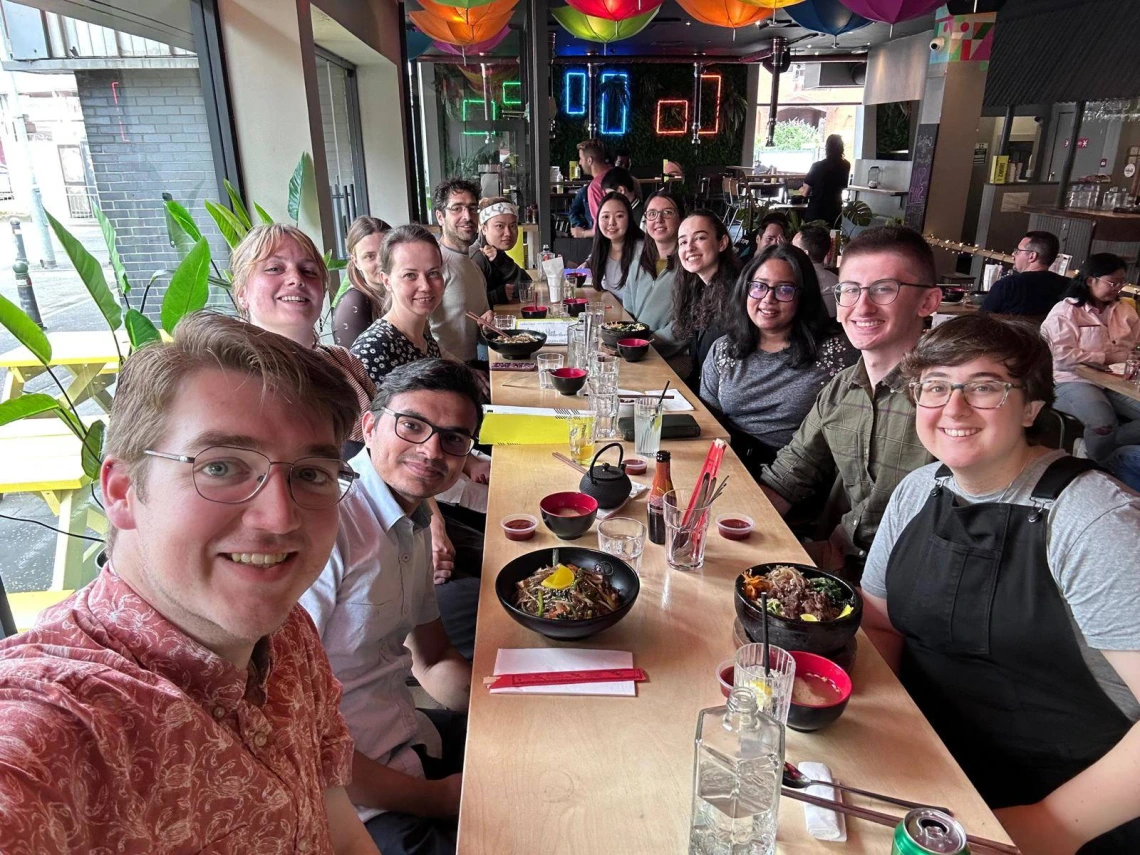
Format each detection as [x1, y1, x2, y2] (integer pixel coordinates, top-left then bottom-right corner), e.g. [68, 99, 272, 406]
[860, 315, 1140, 855]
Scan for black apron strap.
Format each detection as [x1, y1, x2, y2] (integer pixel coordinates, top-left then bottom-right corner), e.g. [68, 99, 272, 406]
[1030, 456, 1104, 503]
[934, 463, 952, 479]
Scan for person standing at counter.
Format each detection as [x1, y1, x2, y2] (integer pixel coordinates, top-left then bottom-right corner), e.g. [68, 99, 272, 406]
[471, 197, 528, 307]
[801, 134, 850, 227]
[862, 314, 1140, 855]
[1041, 252, 1140, 465]
[578, 138, 611, 224]
[429, 178, 493, 364]
[624, 191, 687, 362]
[587, 192, 643, 304]
[980, 230, 1068, 318]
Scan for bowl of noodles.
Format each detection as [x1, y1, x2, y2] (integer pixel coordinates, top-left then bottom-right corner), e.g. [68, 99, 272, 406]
[734, 563, 862, 657]
[482, 329, 548, 360]
[495, 546, 640, 640]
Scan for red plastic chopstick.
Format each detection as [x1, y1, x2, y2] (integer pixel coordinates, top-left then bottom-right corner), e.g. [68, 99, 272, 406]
[682, 439, 727, 526]
[486, 668, 647, 690]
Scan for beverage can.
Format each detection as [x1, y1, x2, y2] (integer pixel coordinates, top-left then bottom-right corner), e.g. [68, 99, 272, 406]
[891, 809, 969, 855]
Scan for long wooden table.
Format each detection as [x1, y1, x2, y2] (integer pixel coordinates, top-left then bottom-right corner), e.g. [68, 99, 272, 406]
[1077, 363, 1140, 403]
[459, 321, 1013, 853]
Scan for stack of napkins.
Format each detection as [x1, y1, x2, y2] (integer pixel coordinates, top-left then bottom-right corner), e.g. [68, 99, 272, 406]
[491, 648, 636, 696]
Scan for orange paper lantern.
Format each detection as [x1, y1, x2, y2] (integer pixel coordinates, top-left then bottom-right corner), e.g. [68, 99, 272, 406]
[676, 0, 772, 28]
[411, 0, 517, 46]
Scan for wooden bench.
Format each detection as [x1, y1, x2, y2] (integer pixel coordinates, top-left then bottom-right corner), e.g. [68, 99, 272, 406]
[0, 419, 105, 591]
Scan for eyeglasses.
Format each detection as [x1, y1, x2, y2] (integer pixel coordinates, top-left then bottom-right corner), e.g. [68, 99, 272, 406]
[380, 407, 476, 457]
[444, 204, 479, 216]
[645, 209, 678, 221]
[1011, 247, 1034, 255]
[1094, 276, 1127, 289]
[910, 380, 1024, 410]
[143, 446, 357, 509]
[834, 279, 937, 307]
[747, 281, 800, 302]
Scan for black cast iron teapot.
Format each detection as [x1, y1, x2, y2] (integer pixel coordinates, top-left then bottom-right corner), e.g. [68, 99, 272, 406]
[579, 442, 632, 509]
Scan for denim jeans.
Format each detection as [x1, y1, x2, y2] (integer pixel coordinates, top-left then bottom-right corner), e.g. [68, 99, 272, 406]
[1053, 381, 1140, 463]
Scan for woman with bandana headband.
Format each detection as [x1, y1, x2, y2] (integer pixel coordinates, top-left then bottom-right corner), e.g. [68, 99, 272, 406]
[471, 197, 530, 306]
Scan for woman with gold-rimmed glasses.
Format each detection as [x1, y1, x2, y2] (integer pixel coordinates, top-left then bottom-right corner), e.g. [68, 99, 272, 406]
[861, 314, 1140, 855]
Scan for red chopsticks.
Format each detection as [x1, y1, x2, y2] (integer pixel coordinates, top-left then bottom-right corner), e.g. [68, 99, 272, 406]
[682, 439, 728, 526]
[485, 668, 648, 690]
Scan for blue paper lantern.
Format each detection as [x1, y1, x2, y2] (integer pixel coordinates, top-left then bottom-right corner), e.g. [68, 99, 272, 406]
[786, 0, 871, 38]
[406, 29, 434, 59]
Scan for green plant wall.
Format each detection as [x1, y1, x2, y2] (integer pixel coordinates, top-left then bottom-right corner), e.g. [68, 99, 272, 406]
[550, 64, 748, 174]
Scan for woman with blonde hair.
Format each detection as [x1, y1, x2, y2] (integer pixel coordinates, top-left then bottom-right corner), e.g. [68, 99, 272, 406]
[333, 215, 392, 347]
[231, 223, 374, 446]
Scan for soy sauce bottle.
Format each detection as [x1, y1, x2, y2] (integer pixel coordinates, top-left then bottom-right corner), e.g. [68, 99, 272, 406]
[647, 450, 673, 545]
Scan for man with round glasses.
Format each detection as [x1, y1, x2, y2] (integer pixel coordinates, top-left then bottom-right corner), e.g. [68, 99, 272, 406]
[758, 225, 943, 578]
[430, 177, 494, 364]
[300, 358, 480, 855]
[0, 312, 380, 853]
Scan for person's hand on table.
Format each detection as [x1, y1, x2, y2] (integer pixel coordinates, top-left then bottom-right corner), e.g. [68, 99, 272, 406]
[505, 282, 517, 302]
[994, 803, 1080, 855]
[480, 309, 495, 326]
[464, 455, 490, 484]
[480, 244, 498, 262]
[431, 518, 456, 584]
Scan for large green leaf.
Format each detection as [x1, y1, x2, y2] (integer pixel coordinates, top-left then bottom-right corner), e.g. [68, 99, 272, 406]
[93, 205, 130, 297]
[164, 199, 201, 259]
[80, 419, 105, 480]
[161, 239, 211, 334]
[0, 393, 59, 427]
[124, 308, 162, 350]
[0, 292, 51, 364]
[841, 200, 874, 228]
[254, 202, 274, 225]
[332, 278, 353, 307]
[204, 199, 248, 249]
[288, 152, 312, 224]
[45, 209, 122, 331]
[225, 178, 253, 230]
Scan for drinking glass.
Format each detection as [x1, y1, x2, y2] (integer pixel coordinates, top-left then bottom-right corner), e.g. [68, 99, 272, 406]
[537, 352, 563, 390]
[662, 489, 712, 571]
[591, 354, 620, 394]
[587, 303, 606, 347]
[567, 414, 596, 466]
[588, 300, 606, 323]
[518, 282, 534, 305]
[633, 398, 663, 457]
[567, 321, 589, 370]
[591, 391, 620, 439]
[597, 517, 646, 573]
[494, 313, 514, 331]
[733, 643, 796, 725]
[547, 275, 564, 314]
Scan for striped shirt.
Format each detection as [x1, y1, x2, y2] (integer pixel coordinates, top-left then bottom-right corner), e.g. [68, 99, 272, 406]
[316, 344, 375, 443]
[759, 358, 933, 553]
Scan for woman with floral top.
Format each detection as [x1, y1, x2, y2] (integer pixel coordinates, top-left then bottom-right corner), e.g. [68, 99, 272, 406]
[701, 244, 857, 476]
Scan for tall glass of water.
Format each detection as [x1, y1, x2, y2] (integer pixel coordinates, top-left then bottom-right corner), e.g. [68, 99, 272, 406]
[634, 398, 663, 456]
[567, 321, 588, 370]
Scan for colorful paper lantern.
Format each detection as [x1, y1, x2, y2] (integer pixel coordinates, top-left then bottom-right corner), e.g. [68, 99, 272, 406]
[432, 25, 510, 55]
[411, 0, 516, 47]
[551, 5, 659, 44]
[676, 0, 772, 29]
[425, 0, 504, 8]
[833, 0, 942, 24]
[786, 0, 870, 36]
[565, 0, 662, 22]
[405, 30, 434, 59]
[735, 0, 806, 9]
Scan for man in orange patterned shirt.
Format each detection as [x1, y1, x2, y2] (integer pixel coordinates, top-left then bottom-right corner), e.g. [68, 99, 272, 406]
[0, 313, 379, 854]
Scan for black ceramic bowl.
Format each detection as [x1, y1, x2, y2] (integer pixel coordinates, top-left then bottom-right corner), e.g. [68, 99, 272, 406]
[734, 562, 862, 657]
[483, 329, 548, 360]
[539, 491, 598, 539]
[787, 651, 853, 732]
[600, 322, 651, 350]
[617, 337, 651, 362]
[495, 546, 640, 640]
[521, 305, 549, 319]
[550, 367, 588, 396]
[940, 288, 966, 304]
[564, 297, 589, 317]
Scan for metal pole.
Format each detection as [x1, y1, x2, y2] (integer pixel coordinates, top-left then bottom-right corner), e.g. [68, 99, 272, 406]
[30, 186, 56, 269]
[586, 62, 597, 140]
[1055, 100, 1085, 208]
[765, 38, 787, 148]
[526, 0, 552, 247]
[690, 62, 702, 146]
[10, 218, 42, 327]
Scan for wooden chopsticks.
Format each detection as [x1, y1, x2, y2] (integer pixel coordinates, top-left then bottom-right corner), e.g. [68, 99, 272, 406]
[466, 311, 505, 338]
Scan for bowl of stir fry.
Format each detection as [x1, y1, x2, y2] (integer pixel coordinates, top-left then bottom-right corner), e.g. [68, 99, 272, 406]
[496, 547, 640, 640]
[482, 329, 548, 359]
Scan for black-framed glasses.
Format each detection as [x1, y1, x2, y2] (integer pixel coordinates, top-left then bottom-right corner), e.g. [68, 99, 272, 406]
[380, 407, 476, 457]
[645, 209, 678, 221]
[444, 203, 479, 216]
[748, 281, 800, 302]
[910, 380, 1024, 410]
[834, 279, 937, 307]
[143, 446, 357, 509]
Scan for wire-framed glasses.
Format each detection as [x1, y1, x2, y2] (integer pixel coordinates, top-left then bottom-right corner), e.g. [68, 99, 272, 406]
[380, 407, 476, 457]
[748, 281, 800, 302]
[910, 380, 1024, 410]
[143, 446, 357, 509]
[834, 279, 937, 307]
[645, 208, 678, 221]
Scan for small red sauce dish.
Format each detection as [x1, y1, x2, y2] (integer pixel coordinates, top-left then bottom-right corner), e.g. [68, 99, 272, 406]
[716, 660, 735, 698]
[521, 305, 548, 319]
[623, 457, 647, 475]
[501, 514, 538, 542]
[716, 514, 754, 541]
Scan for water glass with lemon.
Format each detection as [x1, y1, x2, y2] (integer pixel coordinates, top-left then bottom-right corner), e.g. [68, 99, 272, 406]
[732, 643, 796, 725]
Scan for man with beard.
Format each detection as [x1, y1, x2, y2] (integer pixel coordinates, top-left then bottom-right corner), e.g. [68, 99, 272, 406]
[300, 358, 480, 855]
[429, 178, 494, 363]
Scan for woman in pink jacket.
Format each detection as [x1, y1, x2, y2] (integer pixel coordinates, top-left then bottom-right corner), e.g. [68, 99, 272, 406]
[1041, 253, 1140, 463]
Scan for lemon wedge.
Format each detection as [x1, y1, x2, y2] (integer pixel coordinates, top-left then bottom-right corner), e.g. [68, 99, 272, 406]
[749, 679, 773, 699]
[800, 614, 819, 622]
[541, 564, 576, 590]
[838, 604, 854, 619]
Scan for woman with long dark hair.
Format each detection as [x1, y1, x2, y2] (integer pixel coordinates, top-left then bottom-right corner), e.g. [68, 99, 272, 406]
[587, 192, 644, 303]
[1041, 252, 1140, 465]
[624, 191, 686, 360]
[672, 209, 741, 389]
[333, 215, 392, 347]
[701, 244, 857, 473]
[802, 133, 850, 226]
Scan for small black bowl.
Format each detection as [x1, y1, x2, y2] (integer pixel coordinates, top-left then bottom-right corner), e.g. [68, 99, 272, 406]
[939, 288, 966, 304]
[601, 322, 651, 350]
[787, 651, 853, 732]
[550, 367, 588, 396]
[734, 563, 862, 657]
[521, 305, 549, 320]
[483, 329, 548, 360]
[617, 337, 651, 363]
[564, 297, 589, 317]
[539, 491, 598, 539]
[495, 546, 640, 640]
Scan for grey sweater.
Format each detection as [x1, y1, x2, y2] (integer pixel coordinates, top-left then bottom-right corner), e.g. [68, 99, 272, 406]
[700, 332, 858, 449]
[430, 243, 490, 362]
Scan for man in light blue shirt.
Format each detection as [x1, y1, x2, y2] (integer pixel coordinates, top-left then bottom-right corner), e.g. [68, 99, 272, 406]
[301, 358, 481, 855]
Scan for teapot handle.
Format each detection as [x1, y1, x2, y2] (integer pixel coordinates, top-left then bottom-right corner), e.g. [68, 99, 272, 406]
[588, 442, 626, 484]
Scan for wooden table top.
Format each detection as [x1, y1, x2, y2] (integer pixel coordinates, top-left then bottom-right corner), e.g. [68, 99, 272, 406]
[458, 327, 1014, 853]
[0, 330, 129, 368]
[1077, 364, 1140, 402]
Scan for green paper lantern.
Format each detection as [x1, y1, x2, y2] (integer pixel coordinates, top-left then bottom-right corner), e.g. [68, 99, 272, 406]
[551, 5, 659, 43]
[426, 0, 502, 7]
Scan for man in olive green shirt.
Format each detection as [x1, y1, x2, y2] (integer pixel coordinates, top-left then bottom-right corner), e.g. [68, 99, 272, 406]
[759, 226, 943, 574]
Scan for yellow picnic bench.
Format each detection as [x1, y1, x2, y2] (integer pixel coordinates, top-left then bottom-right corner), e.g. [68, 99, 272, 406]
[0, 330, 128, 414]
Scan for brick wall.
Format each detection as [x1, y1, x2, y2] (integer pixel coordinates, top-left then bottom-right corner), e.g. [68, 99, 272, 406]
[74, 67, 233, 321]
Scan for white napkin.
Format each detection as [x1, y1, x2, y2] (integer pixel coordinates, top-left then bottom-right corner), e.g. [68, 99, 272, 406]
[1109, 362, 1127, 376]
[541, 255, 565, 282]
[491, 648, 635, 696]
[798, 761, 847, 842]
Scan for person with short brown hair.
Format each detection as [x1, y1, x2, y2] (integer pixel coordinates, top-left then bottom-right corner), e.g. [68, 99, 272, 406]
[981, 230, 1067, 317]
[863, 313, 1140, 855]
[0, 312, 379, 854]
[577, 138, 611, 223]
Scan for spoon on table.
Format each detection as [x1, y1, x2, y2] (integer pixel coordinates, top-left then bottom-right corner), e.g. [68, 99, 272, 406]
[783, 762, 953, 815]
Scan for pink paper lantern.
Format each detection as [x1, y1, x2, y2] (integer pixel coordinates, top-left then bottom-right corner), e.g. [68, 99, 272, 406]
[835, 0, 942, 24]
